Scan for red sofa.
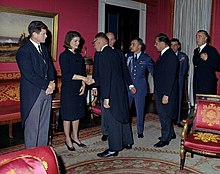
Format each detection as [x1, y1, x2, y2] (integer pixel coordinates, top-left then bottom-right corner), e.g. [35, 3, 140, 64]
[0, 146, 59, 174]
[0, 72, 21, 138]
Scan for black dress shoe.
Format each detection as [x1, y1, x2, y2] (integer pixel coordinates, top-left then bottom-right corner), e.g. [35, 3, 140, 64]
[153, 141, 169, 148]
[101, 135, 108, 141]
[65, 142, 75, 151]
[71, 138, 86, 147]
[97, 149, 118, 157]
[158, 134, 176, 140]
[138, 133, 144, 138]
[123, 144, 132, 149]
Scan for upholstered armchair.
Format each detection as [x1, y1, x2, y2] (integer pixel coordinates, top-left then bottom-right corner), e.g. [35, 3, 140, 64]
[0, 146, 59, 174]
[180, 94, 220, 170]
[90, 96, 102, 120]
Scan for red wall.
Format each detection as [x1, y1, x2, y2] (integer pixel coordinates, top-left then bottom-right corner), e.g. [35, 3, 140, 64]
[0, 0, 98, 71]
[0, 0, 171, 72]
[145, 0, 172, 60]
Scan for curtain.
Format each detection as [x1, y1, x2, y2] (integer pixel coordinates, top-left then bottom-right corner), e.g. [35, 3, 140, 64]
[211, 0, 220, 94]
[173, 0, 212, 106]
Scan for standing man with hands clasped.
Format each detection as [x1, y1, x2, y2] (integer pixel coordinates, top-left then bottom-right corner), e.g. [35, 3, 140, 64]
[16, 21, 56, 148]
[154, 33, 179, 148]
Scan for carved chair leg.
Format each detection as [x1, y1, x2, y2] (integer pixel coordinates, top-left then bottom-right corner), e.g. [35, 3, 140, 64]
[180, 146, 186, 170]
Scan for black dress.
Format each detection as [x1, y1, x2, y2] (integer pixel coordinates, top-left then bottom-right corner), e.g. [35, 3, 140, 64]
[59, 49, 86, 121]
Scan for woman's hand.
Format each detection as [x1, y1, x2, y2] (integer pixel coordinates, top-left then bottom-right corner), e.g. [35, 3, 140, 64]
[79, 81, 85, 95]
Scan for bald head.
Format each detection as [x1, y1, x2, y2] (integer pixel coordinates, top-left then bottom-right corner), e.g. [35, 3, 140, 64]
[106, 32, 116, 47]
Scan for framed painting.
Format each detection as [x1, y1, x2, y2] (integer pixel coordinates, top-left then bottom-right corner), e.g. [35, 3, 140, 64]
[0, 6, 58, 62]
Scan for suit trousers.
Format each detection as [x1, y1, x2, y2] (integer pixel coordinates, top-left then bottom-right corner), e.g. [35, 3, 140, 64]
[128, 94, 145, 134]
[155, 94, 175, 142]
[100, 101, 108, 136]
[24, 90, 52, 148]
[104, 107, 133, 151]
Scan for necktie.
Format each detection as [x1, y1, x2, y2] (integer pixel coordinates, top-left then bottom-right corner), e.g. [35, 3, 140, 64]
[198, 47, 200, 53]
[134, 54, 137, 62]
[38, 45, 46, 64]
[38, 45, 43, 55]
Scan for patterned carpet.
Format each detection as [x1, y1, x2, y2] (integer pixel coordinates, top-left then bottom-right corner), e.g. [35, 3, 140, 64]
[53, 113, 220, 174]
[1, 113, 220, 174]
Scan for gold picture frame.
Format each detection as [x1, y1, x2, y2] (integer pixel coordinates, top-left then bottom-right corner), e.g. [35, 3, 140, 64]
[0, 6, 58, 62]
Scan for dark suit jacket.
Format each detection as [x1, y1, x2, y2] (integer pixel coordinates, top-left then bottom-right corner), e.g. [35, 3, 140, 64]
[16, 39, 55, 125]
[92, 51, 100, 88]
[193, 44, 220, 94]
[154, 48, 179, 119]
[96, 46, 129, 123]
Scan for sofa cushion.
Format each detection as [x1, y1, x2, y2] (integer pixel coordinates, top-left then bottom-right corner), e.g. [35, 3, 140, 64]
[0, 156, 47, 174]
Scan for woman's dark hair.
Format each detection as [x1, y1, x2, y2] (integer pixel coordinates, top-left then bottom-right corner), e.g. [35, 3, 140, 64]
[197, 30, 211, 44]
[64, 31, 81, 49]
[28, 21, 47, 36]
[155, 33, 170, 45]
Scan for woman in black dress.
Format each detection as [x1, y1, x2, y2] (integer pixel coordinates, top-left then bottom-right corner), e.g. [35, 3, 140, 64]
[59, 31, 87, 151]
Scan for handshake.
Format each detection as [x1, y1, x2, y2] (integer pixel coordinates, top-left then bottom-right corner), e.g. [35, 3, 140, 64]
[72, 74, 95, 85]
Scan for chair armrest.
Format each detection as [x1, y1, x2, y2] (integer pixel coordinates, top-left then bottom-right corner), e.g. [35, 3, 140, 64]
[91, 96, 98, 106]
[181, 117, 194, 140]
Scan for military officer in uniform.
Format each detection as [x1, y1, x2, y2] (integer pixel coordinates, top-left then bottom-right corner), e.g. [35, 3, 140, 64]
[126, 38, 154, 138]
[170, 38, 189, 127]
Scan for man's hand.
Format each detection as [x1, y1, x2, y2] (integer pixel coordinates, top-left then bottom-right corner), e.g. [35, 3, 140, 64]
[130, 87, 137, 94]
[46, 80, 55, 95]
[200, 52, 208, 61]
[103, 99, 110, 108]
[162, 95, 169, 104]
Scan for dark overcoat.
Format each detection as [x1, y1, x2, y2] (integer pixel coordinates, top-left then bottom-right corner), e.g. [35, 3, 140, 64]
[16, 39, 55, 126]
[98, 46, 129, 123]
[193, 44, 220, 95]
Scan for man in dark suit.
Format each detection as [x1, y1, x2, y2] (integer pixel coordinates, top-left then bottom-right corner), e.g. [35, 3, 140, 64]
[92, 32, 136, 142]
[126, 38, 154, 138]
[193, 30, 220, 95]
[170, 38, 189, 127]
[154, 33, 179, 148]
[92, 32, 133, 157]
[16, 21, 55, 148]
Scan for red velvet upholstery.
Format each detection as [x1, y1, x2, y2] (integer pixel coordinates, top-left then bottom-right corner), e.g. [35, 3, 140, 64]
[91, 106, 102, 116]
[0, 77, 21, 138]
[180, 94, 220, 170]
[90, 96, 102, 120]
[0, 146, 59, 174]
[184, 132, 220, 153]
[194, 100, 220, 133]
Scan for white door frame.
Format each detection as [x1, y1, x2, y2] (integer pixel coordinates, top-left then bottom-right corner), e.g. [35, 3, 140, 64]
[98, 0, 146, 40]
